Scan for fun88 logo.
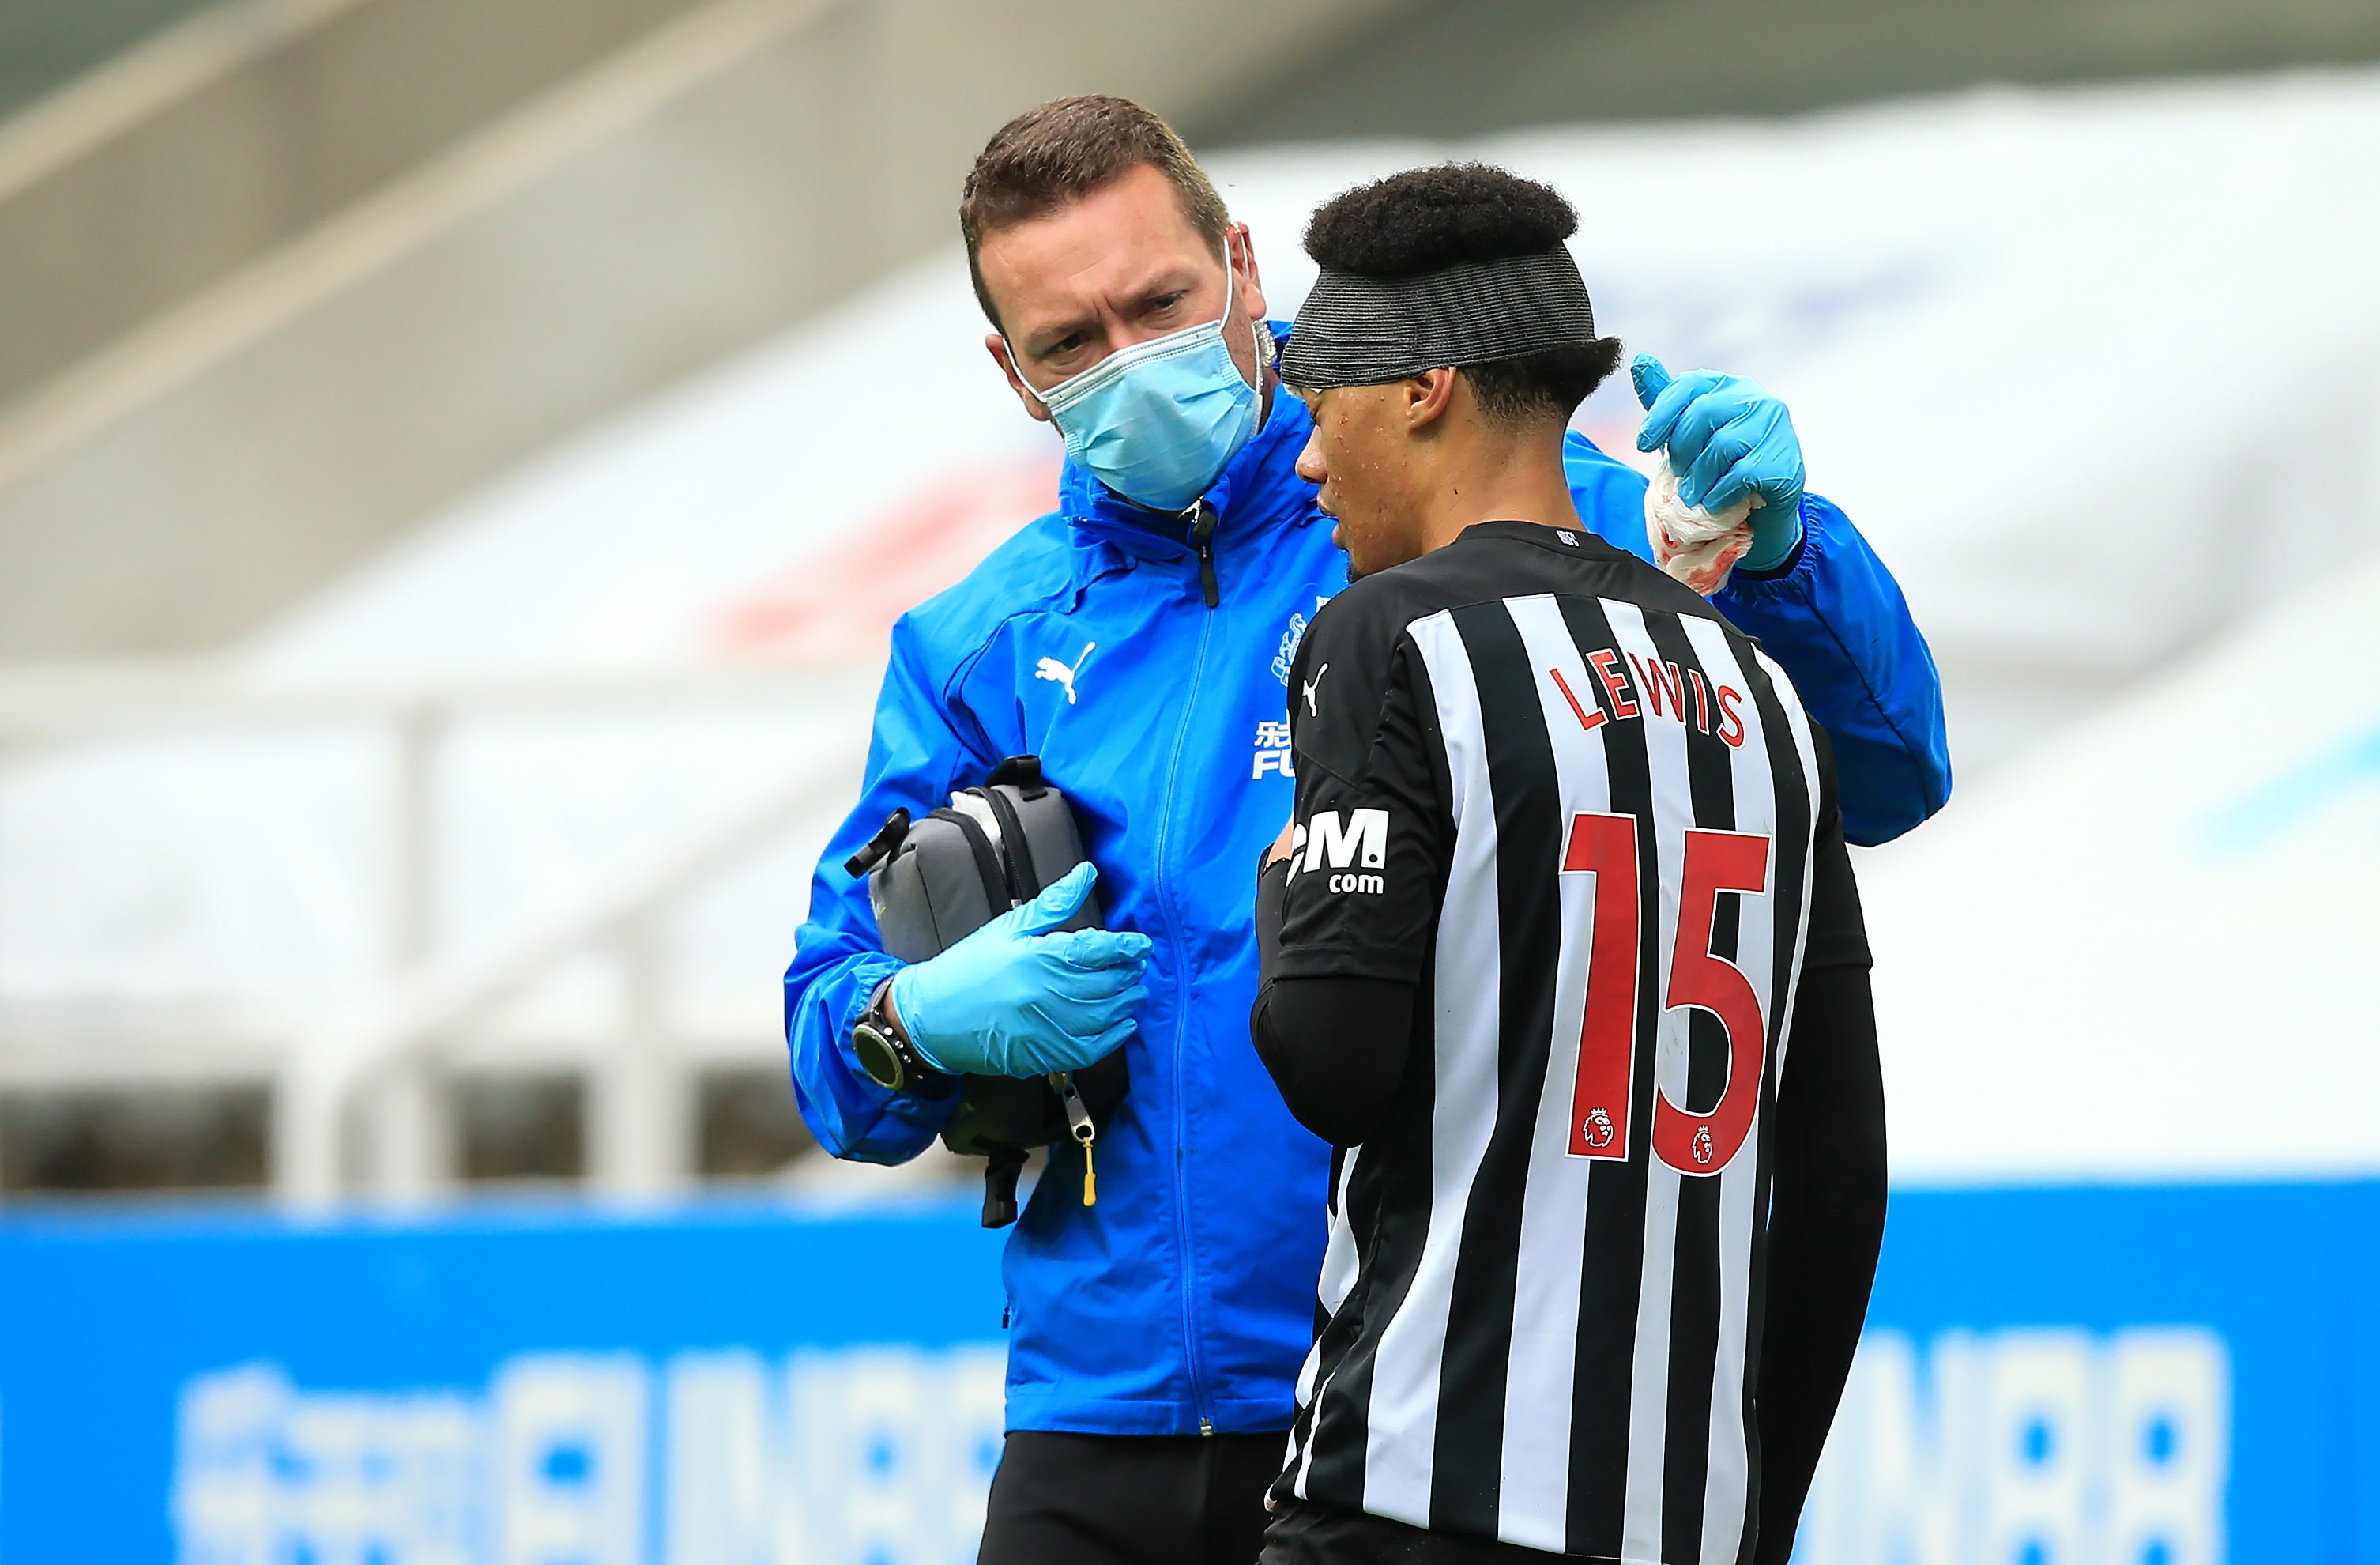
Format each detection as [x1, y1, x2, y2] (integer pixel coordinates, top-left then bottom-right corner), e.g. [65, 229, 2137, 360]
[1793, 1327, 2229, 1565]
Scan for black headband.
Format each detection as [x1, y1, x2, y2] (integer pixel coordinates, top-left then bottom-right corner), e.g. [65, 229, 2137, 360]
[1278, 247, 1598, 390]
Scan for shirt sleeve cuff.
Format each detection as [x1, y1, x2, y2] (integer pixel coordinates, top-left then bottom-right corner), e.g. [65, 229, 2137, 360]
[1726, 496, 1813, 588]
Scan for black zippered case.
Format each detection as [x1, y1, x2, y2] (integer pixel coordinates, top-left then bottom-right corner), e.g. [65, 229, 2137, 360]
[845, 755, 1129, 1227]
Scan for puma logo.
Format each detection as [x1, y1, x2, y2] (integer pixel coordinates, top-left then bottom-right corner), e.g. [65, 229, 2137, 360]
[1036, 641, 1096, 705]
[1302, 662, 1328, 718]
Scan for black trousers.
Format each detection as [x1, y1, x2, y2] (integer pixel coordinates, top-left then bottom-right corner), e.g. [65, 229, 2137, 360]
[976, 1430, 1286, 1565]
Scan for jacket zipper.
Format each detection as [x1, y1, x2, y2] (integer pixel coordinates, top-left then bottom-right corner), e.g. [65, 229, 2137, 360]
[1151, 513, 1221, 1431]
[1188, 501, 1220, 609]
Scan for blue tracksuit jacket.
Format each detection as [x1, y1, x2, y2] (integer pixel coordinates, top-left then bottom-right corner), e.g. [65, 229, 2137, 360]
[783, 353, 1949, 1436]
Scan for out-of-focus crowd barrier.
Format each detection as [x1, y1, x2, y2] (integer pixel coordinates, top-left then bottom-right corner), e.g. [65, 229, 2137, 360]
[1, 1181, 2374, 1563]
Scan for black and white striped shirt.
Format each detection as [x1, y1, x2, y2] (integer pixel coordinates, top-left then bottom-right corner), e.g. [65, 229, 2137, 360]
[1264, 522, 1866, 1563]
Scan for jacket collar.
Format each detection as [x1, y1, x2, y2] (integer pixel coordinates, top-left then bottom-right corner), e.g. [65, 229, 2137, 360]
[1058, 321, 1319, 570]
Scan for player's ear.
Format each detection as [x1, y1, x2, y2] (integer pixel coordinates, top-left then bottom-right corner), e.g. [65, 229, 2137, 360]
[1404, 368, 1458, 431]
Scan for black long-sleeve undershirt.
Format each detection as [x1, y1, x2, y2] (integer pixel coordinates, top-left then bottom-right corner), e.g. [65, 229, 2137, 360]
[1752, 960, 1888, 1563]
[1249, 854, 1411, 1146]
[1249, 856, 1886, 1563]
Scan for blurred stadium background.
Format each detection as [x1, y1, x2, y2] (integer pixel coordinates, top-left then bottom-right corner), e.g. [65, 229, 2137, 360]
[2, 1, 2379, 1560]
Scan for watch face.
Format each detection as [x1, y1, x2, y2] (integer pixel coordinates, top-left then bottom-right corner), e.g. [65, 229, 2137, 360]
[853, 1024, 905, 1091]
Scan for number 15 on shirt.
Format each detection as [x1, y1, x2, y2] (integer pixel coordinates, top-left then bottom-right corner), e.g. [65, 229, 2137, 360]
[1562, 812, 1772, 1175]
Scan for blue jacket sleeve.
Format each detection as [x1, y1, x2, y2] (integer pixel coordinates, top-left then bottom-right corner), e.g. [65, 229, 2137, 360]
[1711, 495, 1952, 846]
[781, 612, 989, 1163]
[1563, 434, 1951, 846]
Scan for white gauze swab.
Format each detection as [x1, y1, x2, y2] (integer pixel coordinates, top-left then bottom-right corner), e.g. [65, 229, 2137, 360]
[1644, 459, 1758, 596]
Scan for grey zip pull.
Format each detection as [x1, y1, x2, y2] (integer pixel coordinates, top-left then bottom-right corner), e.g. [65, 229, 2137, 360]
[1052, 1070, 1098, 1205]
[1186, 501, 1219, 608]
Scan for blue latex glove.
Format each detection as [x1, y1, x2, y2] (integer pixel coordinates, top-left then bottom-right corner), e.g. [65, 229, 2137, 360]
[888, 862, 1152, 1079]
[1633, 354, 1805, 572]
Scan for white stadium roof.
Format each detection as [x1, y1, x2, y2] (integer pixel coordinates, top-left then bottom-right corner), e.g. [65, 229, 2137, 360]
[2, 70, 2378, 1182]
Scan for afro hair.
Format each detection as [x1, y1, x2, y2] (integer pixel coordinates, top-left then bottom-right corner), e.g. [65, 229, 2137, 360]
[1301, 162, 1577, 279]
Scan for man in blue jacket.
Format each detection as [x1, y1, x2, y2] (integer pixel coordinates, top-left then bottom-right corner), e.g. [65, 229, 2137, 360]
[785, 96, 1949, 1565]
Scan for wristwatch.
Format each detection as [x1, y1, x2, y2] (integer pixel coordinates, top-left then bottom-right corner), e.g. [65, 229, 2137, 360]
[852, 980, 937, 1092]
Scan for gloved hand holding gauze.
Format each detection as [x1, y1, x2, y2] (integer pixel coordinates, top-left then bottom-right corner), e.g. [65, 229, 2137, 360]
[1632, 354, 1806, 594]
[1644, 457, 1759, 596]
[889, 862, 1152, 1080]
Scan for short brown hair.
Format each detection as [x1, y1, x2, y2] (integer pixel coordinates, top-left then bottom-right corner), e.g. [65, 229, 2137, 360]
[959, 95, 1230, 332]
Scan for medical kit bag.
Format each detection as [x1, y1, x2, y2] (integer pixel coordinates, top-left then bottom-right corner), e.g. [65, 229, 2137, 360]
[845, 755, 1128, 1227]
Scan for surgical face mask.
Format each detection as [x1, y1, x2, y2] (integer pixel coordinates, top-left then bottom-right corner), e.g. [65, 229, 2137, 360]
[1011, 247, 1271, 514]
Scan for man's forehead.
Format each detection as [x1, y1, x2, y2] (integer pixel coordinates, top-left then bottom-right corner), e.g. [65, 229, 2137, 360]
[978, 168, 1221, 323]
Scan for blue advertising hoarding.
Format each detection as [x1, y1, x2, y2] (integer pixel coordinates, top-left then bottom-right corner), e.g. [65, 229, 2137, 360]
[2, 1180, 2375, 1563]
